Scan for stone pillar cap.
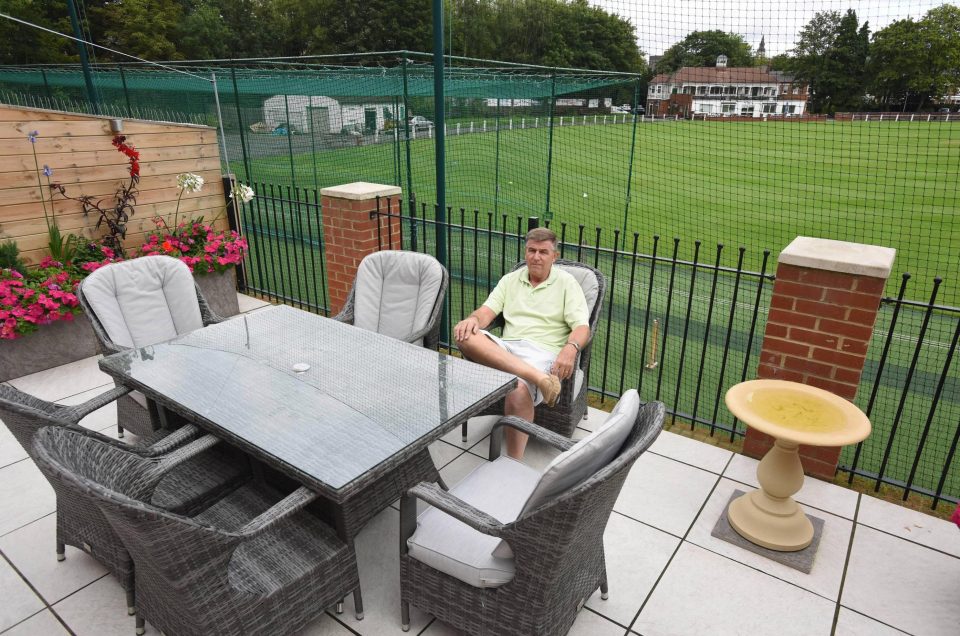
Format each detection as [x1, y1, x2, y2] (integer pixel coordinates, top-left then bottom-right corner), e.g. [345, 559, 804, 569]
[320, 182, 402, 200]
[779, 236, 896, 279]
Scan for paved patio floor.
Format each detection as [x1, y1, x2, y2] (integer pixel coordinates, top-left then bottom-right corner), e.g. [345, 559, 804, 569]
[1, 295, 957, 635]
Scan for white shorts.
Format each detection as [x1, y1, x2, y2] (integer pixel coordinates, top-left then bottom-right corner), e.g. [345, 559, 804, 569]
[481, 330, 556, 406]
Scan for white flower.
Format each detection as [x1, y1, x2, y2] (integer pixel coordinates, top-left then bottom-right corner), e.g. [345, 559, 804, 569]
[176, 173, 204, 193]
[230, 183, 255, 204]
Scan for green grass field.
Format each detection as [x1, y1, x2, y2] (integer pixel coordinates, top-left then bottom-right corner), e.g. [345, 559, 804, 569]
[235, 118, 960, 305]
[233, 119, 960, 504]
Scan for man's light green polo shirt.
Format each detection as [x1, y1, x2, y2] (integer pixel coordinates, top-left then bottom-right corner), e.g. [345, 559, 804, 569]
[482, 266, 589, 353]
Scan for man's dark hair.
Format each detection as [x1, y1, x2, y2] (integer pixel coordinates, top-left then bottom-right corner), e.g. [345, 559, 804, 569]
[525, 227, 558, 250]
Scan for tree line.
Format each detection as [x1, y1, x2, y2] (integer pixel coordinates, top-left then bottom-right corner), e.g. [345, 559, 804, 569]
[0, 0, 645, 71]
[2, 1, 957, 112]
[653, 5, 960, 113]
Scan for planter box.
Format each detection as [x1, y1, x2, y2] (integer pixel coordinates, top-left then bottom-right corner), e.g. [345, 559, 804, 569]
[0, 313, 99, 383]
[0, 267, 240, 383]
[194, 267, 241, 319]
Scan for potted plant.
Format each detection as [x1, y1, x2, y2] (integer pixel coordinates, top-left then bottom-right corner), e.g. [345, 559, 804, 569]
[0, 256, 99, 381]
[135, 174, 252, 317]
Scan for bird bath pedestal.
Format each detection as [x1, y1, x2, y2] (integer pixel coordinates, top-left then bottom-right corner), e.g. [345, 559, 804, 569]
[725, 380, 871, 552]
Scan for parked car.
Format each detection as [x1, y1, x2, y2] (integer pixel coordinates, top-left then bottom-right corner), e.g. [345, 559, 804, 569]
[630, 105, 645, 115]
[408, 115, 433, 130]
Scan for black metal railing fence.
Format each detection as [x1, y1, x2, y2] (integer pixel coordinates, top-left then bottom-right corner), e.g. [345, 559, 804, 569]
[229, 184, 959, 510]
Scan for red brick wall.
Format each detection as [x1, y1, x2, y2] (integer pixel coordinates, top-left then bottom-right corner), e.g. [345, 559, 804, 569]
[320, 194, 400, 315]
[744, 261, 886, 478]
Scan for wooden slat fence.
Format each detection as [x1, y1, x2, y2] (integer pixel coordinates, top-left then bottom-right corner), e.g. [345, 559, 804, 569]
[0, 105, 226, 264]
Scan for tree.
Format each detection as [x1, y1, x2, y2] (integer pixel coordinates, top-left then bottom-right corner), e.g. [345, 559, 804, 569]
[869, 4, 960, 110]
[655, 30, 752, 73]
[87, 0, 185, 61]
[0, 0, 81, 64]
[790, 9, 869, 113]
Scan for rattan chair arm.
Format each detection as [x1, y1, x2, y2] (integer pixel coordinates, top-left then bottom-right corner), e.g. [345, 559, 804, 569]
[151, 434, 221, 477]
[51, 385, 131, 424]
[236, 486, 319, 538]
[404, 482, 505, 537]
[140, 424, 202, 456]
[489, 416, 575, 460]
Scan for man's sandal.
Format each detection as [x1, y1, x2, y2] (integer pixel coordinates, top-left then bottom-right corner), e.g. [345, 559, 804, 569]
[537, 375, 562, 408]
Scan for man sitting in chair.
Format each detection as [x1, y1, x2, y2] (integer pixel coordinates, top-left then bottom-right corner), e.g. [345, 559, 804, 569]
[454, 227, 590, 459]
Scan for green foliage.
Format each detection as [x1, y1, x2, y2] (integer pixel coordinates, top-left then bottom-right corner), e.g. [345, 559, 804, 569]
[45, 224, 79, 265]
[0, 240, 26, 275]
[787, 10, 870, 114]
[655, 30, 753, 74]
[869, 4, 960, 110]
[0, 0, 76, 64]
[0, 0, 643, 72]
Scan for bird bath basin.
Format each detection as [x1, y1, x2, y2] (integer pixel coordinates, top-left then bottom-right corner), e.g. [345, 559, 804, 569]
[725, 380, 871, 552]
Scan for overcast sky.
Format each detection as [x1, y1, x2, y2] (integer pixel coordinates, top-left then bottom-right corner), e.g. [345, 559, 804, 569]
[589, 0, 946, 58]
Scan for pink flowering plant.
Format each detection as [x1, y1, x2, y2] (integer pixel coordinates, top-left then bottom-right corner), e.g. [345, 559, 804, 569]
[0, 257, 82, 339]
[138, 218, 248, 275]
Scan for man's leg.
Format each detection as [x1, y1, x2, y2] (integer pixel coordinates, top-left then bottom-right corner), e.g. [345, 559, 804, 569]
[458, 332, 549, 387]
[504, 384, 534, 458]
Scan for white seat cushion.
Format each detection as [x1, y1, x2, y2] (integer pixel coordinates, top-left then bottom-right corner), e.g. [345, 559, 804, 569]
[492, 390, 640, 558]
[81, 256, 203, 349]
[407, 456, 540, 588]
[352, 251, 444, 345]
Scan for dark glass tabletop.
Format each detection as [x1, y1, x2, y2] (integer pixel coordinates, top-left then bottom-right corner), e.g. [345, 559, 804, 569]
[99, 305, 515, 500]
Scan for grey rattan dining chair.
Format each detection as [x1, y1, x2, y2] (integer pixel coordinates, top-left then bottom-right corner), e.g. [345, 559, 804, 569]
[77, 255, 225, 437]
[333, 250, 449, 350]
[0, 383, 243, 617]
[463, 258, 606, 439]
[33, 425, 363, 636]
[399, 391, 663, 635]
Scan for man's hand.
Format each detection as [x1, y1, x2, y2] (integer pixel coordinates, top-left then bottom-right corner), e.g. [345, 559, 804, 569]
[550, 345, 577, 381]
[454, 315, 481, 342]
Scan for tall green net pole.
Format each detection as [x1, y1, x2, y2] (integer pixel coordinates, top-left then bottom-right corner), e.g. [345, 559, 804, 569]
[544, 71, 557, 220]
[66, 0, 98, 114]
[433, 0, 448, 343]
[230, 67, 252, 185]
[622, 77, 641, 248]
[402, 57, 416, 249]
[117, 65, 132, 117]
[494, 98, 501, 217]
[40, 68, 51, 101]
[432, 7, 447, 265]
[283, 94, 297, 189]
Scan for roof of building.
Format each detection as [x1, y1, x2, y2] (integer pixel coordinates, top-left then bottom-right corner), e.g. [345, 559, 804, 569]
[651, 67, 797, 85]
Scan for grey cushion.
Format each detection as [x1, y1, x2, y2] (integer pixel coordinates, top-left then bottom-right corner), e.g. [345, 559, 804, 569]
[558, 265, 599, 315]
[352, 251, 444, 345]
[407, 456, 540, 588]
[81, 256, 203, 349]
[492, 389, 641, 558]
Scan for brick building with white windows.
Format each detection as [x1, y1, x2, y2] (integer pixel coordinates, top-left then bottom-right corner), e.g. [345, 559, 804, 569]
[646, 56, 808, 118]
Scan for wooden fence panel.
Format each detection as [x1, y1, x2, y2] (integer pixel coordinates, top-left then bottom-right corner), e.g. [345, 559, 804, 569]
[0, 105, 228, 266]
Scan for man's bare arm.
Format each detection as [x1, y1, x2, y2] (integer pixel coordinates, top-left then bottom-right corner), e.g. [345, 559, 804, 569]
[454, 306, 497, 342]
[550, 324, 591, 380]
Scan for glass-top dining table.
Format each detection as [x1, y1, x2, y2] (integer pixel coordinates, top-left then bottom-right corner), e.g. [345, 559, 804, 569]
[99, 304, 516, 539]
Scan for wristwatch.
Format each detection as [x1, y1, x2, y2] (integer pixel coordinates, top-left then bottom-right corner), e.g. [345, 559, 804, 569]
[565, 341, 581, 353]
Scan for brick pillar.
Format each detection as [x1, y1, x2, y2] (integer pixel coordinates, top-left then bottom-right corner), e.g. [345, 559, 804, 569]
[743, 237, 896, 480]
[320, 182, 402, 315]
